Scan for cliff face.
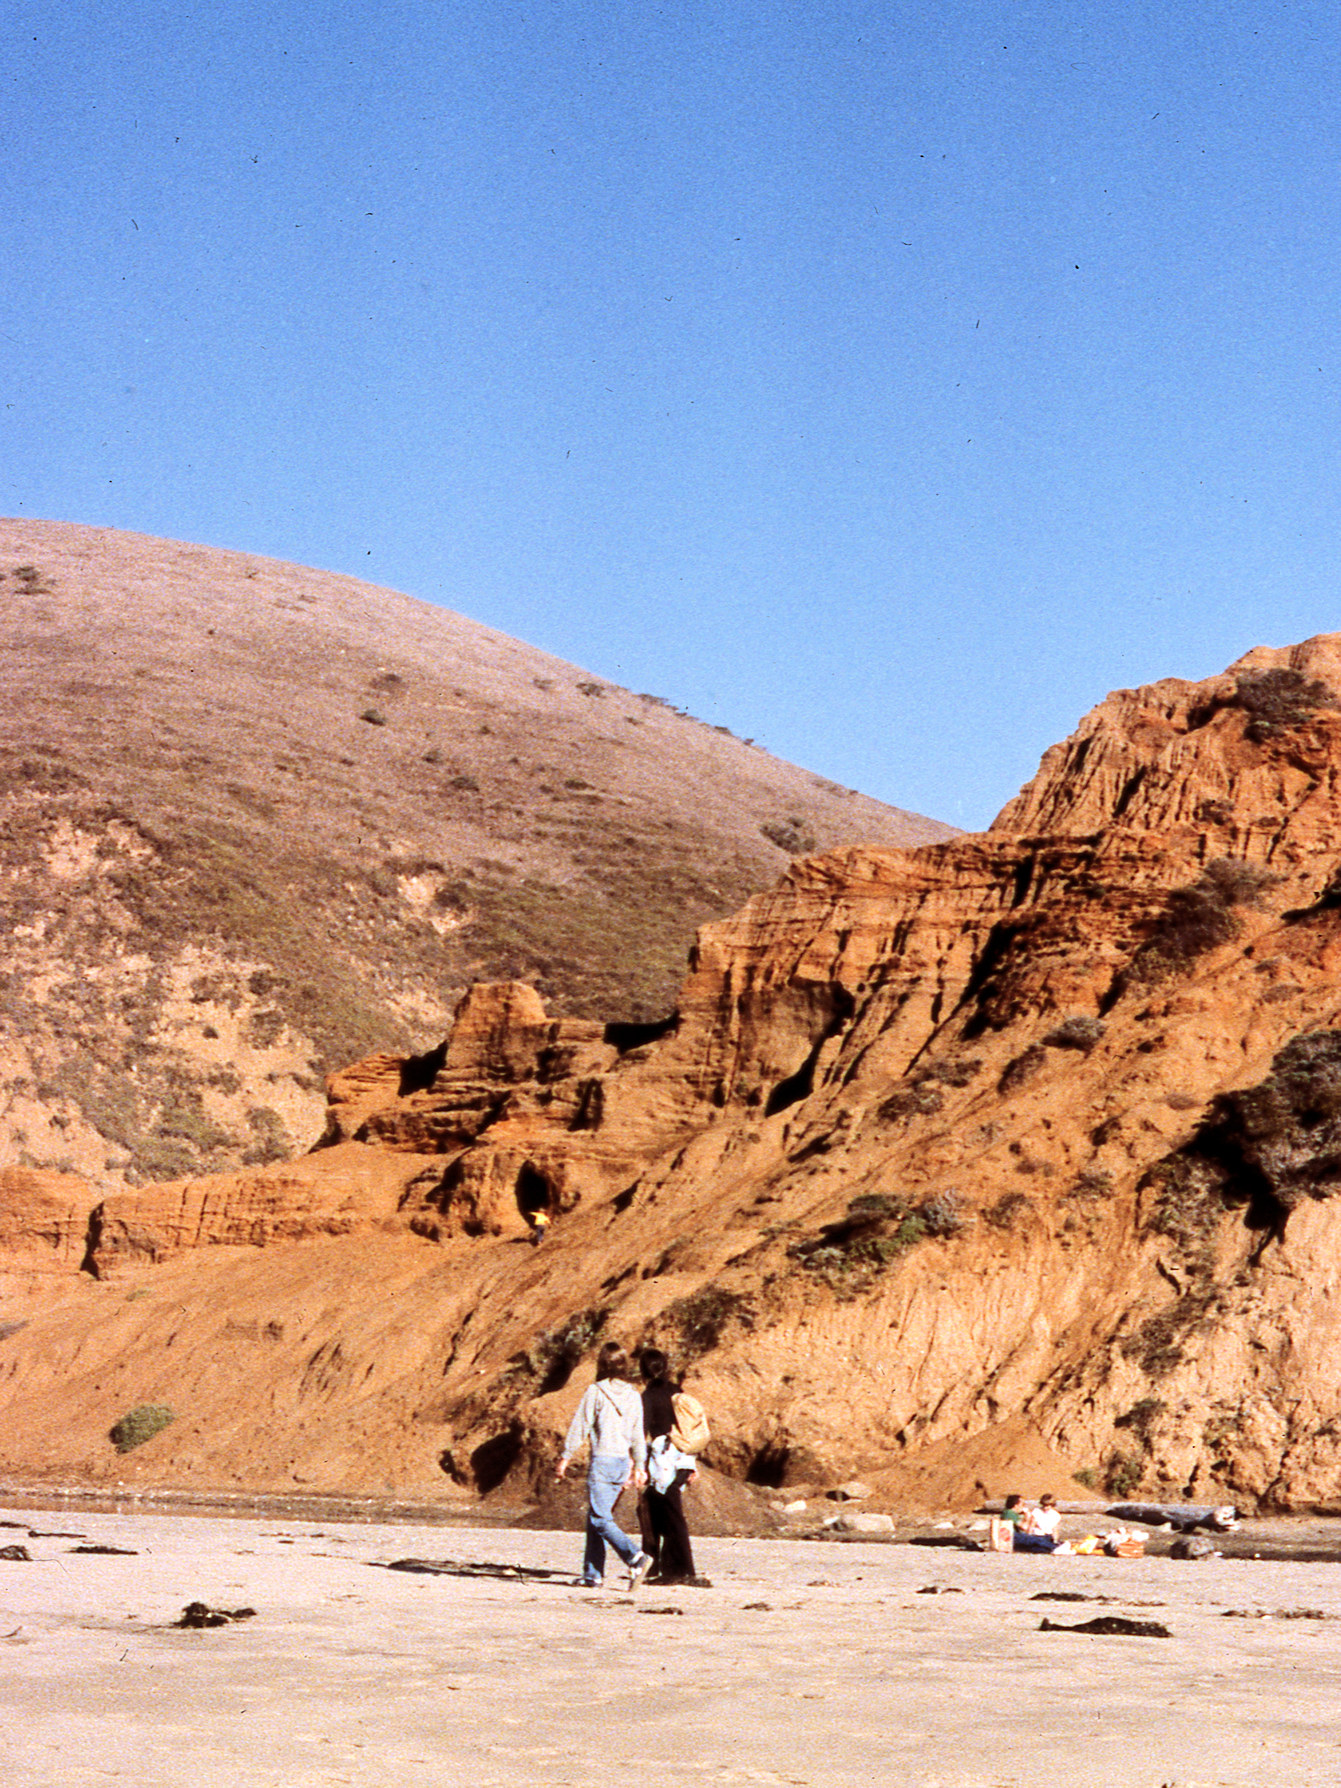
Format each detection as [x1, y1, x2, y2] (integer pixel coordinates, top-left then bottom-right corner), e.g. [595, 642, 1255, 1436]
[8, 637, 1341, 1511]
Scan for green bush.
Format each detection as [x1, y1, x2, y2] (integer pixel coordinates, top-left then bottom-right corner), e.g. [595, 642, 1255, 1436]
[109, 1403, 175, 1453]
[1105, 1451, 1143, 1497]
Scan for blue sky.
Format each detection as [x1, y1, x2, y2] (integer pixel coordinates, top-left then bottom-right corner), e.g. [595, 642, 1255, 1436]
[6, 1, 1340, 827]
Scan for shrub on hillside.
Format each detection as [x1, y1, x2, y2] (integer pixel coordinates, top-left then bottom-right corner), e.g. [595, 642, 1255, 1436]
[109, 1404, 175, 1453]
[998, 1044, 1048, 1094]
[1233, 667, 1338, 742]
[1183, 1029, 1341, 1227]
[1124, 858, 1277, 986]
[787, 1187, 968, 1290]
[1042, 1015, 1106, 1053]
[662, 1284, 755, 1360]
[514, 1307, 609, 1395]
[1139, 1153, 1228, 1247]
[919, 1191, 969, 1236]
[760, 817, 816, 855]
[880, 1056, 981, 1122]
[879, 1081, 944, 1121]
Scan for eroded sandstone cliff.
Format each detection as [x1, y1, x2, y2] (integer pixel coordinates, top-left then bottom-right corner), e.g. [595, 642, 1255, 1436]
[8, 636, 1341, 1511]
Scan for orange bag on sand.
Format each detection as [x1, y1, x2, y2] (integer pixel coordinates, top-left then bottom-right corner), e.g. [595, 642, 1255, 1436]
[1112, 1538, 1146, 1558]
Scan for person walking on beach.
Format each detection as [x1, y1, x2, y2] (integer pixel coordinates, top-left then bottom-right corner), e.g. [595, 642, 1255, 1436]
[638, 1346, 699, 1586]
[555, 1341, 652, 1590]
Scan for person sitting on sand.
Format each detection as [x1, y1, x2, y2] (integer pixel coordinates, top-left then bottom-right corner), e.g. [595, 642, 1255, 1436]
[1014, 1492, 1061, 1553]
[555, 1341, 652, 1590]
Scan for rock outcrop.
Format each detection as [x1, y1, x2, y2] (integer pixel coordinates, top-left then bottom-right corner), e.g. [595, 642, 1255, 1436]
[9, 634, 1341, 1510]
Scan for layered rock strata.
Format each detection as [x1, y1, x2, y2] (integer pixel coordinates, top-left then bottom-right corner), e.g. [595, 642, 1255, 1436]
[8, 637, 1341, 1508]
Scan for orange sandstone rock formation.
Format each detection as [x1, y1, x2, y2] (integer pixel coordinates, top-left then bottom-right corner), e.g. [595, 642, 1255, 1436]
[9, 638, 1341, 1510]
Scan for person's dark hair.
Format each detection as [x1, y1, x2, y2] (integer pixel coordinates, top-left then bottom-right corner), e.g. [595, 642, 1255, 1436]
[1039, 1492, 1057, 1507]
[639, 1346, 669, 1383]
[1004, 1493, 1022, 1510]
[595, 1341, 628, 1381]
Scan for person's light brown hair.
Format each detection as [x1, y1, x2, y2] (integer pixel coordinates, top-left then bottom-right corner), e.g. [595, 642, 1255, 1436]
[596, 1342, 628, 1381]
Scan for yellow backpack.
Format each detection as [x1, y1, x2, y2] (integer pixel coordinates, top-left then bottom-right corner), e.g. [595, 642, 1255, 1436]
[669, 1391, 710, 1456]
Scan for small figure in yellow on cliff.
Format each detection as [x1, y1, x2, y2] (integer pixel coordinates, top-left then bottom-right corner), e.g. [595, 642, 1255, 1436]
[528, 1207, 551, 1246]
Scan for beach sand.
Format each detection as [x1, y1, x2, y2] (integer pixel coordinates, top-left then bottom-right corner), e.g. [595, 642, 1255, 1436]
[2, 1502, 1340, 1787]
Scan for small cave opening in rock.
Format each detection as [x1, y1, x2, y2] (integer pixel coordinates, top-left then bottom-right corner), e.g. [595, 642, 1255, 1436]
[604, 1011, 679, 1053]
[470, 1424, 525, 1494]
[745, 1443, 792, 1488]
[764, 986, 857, 1116]
[399, 1038, 448, 1097]
[765, 1050, 819, 1116]
[515, 1162, 553, 1226]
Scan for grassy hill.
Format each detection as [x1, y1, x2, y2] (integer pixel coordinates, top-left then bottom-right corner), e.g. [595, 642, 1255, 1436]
[0, 520, 952, 1184]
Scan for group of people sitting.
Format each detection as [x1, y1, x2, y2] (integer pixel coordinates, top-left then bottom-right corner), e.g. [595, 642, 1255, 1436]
[554, 1341, 705, 1589]
[993, 1493, 1157, 1557]
[997, 1492, 1063, 1551]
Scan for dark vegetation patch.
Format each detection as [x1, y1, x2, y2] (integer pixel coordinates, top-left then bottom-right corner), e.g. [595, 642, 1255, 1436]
[1121, 1289, 1220, 1381]
[1228, 667, 1338, 743]
[504, 1308, 610, 1396]
[1143, 1029, 1341, 1241]
[878, 1056, 980, 1121]
[1042, 1015, 1105, 1053]
[1119, 858, 1278, 990]
[760, 817, 816, 855]
[998, 1044, 1048, 1094]
[658, 1284, 755, 1360]
[1072, 1167, 1114, 1196]
[1114, 1396, 1167, 1443]
[983, 1191, 1032, 1230]
[109, 1403, 175, 1452]
[787, 1189, 968, 1293]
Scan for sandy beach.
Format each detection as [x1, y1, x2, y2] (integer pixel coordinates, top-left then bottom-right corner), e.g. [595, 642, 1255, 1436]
[3, 1501, 1341, 1787]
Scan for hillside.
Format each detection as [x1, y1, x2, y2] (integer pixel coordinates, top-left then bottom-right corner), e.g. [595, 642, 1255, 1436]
[9, 634, 1341, 1514]
[0, 519, 950, 1185]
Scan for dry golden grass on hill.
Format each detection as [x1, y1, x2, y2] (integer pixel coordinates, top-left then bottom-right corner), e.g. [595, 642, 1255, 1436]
[0, 520, 951, 1184]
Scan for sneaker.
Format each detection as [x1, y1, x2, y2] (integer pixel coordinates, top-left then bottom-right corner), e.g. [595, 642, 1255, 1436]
[578, 1577, 603, 1589]
[627, 1552, 652, 1592]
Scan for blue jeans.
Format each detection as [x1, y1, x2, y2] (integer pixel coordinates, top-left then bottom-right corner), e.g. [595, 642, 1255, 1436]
[583, 1455, 641, 1583]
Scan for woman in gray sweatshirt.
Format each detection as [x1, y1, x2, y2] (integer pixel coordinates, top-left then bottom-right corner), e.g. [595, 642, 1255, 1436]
[555, 1341, 651, 1589]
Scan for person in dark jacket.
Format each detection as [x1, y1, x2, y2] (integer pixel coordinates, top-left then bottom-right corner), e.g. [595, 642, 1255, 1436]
[637, 1347, 698, 1586]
